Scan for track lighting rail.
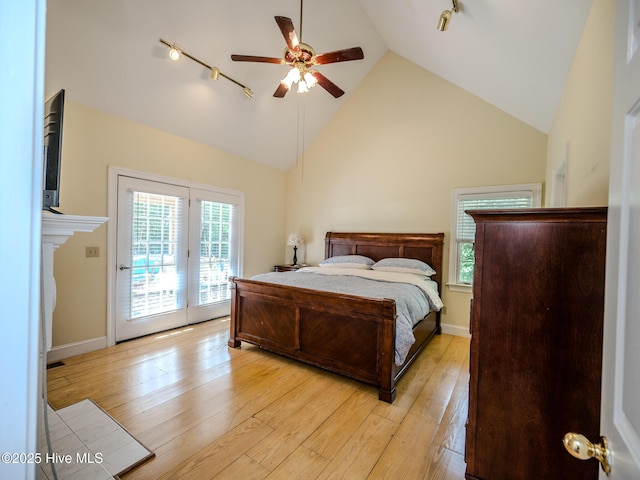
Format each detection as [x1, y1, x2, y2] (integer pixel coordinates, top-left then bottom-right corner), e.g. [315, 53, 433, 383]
[159, 38, 254, 98]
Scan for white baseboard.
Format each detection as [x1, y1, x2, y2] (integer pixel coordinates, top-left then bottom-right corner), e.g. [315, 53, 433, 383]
[440, 322, 470, 338]
[47, 336, 107, 363]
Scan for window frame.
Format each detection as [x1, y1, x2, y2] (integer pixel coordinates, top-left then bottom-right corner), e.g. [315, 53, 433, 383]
[448, 183, 542, 292]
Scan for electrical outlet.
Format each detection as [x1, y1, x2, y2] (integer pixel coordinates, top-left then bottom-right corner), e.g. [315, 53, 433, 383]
[85, 246, 100, 258]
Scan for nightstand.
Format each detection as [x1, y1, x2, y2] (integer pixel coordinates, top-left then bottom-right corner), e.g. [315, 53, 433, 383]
[274, 264, 307, 272]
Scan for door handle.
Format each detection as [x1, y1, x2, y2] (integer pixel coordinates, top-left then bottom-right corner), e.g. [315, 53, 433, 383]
[119, 264, 131, 270]
[563, 432, 611, 475]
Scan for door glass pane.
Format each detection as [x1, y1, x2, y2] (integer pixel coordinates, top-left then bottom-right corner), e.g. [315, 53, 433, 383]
[129, 191, 183, 318]
[198, 200, 235, 306]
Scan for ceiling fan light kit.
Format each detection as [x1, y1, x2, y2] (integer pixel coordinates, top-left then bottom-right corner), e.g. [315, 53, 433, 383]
[438, 0, 459, 31]
[159, 38, 253, 97]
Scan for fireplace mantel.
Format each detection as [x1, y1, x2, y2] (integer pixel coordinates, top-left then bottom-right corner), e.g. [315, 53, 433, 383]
[42, 212, 108, 352]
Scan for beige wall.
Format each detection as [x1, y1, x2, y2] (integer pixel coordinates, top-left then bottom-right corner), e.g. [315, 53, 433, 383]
[285, 52, 548, 332]
[51, 101, 287, 347]
[545, 0, 615, 207]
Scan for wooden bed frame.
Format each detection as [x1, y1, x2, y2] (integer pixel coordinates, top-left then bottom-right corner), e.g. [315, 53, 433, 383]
[227, 232, 444, 403]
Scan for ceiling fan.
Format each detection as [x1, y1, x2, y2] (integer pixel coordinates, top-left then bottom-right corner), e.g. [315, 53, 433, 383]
[230, 1, 364, 98]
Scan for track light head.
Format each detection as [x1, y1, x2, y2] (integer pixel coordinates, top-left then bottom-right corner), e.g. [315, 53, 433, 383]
[242, 87, 254, 98]
[169, 47, 181, 61]
[437, 0, 459, 31]
[437, 10, 452, 31]
[210, 66, 220, 81]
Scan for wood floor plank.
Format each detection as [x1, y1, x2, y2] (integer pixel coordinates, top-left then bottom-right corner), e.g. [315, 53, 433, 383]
[421, 446, 467, 480]
[263, 445, 329, 480]
[247, 371, 359, 471]
[372, 333, 453, 424]
[156, 416, 274, 480]
[409, 334, 469, 424]
[44, 320, 472, 480]
[302, 385, 379, 458]
[431, 360, 470, 456]
[368, 411, 439, 478]
[314, 413, 398, 480]
[213, 454, 270, 480]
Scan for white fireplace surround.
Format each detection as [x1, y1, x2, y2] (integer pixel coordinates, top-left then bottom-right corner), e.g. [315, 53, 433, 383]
[41, 212, 108, 352]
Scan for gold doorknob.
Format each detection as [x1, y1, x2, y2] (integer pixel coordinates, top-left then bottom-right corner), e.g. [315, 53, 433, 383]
[563, 432, 611, 475]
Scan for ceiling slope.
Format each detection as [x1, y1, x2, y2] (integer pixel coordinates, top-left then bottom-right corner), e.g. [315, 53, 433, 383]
[45, 0, 592, 170]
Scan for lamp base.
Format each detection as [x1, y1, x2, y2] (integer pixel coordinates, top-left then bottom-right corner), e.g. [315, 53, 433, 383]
[292, 246, 298, 266]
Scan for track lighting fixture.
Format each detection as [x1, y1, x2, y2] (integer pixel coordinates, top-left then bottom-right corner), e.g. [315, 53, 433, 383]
[437, 0, 459, 31]
[159, 38, 252, 98]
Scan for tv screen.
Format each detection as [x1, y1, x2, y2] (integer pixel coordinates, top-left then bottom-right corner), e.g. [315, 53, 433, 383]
[42, 89, 65, 212]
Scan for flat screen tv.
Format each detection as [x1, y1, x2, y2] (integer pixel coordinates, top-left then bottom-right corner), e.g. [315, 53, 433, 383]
[42, 89, 65, 213]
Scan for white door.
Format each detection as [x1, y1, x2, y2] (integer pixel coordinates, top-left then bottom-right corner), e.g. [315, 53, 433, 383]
[599, 0, 640, 477]
[187, 188, 241, 323]
[115, 176, 189, 340]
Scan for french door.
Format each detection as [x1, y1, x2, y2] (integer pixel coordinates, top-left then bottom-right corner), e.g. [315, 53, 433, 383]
[115, 175, 241, 341]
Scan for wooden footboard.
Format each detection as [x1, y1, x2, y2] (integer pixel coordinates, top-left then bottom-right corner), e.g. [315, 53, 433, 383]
[228, 231, 444, 403]
[228, 277, 440, 402]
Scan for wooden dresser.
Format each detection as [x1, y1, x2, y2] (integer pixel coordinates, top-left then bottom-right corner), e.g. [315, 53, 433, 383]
[465, 207, 607, 480]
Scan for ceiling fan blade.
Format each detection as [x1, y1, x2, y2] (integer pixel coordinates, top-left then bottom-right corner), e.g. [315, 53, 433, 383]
[310, 71, 345, 98]
[231, 54, 285, 64]
[275, 16, 300, 54]
[314, 47, 364, 65]
[273, 82, 290, 98]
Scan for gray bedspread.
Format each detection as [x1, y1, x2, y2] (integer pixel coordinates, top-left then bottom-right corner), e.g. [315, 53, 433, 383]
[249, 270, 438, 365]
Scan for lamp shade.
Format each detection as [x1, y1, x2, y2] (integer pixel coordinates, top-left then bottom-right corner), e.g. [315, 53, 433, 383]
[286, 233, 304, 247]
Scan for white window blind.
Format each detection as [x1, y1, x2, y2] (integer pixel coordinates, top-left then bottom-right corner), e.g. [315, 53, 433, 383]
[127, 190, 187, 319]
[456, 191, 536, 243]
[198, 200, 237, 306]
[449, 183, 542, 289]
[188, 187, 243, 323]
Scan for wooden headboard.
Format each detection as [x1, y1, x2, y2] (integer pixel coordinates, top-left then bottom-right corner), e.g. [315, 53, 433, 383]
[324, 232, 445, 288]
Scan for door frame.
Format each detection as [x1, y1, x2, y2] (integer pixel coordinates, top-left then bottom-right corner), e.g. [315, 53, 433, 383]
[107, 165, 244, 346]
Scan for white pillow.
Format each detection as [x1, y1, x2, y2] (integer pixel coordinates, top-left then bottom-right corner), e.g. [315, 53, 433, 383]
[319, 255, 374, 269]
[372, 258, 436, 276]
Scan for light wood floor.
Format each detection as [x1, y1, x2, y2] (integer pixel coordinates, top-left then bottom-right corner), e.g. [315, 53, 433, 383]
[46, 318, 470, 479]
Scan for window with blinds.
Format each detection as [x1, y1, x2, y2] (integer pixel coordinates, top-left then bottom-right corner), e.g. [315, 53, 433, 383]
[129, 190, 186, 318]
[198, 200, 236, 305]
[187, 187, 243, 323]
[450, 184, 542, 288]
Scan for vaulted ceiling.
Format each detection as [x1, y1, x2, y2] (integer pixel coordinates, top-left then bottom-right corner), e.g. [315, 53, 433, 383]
[45, 0, 593, 170]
